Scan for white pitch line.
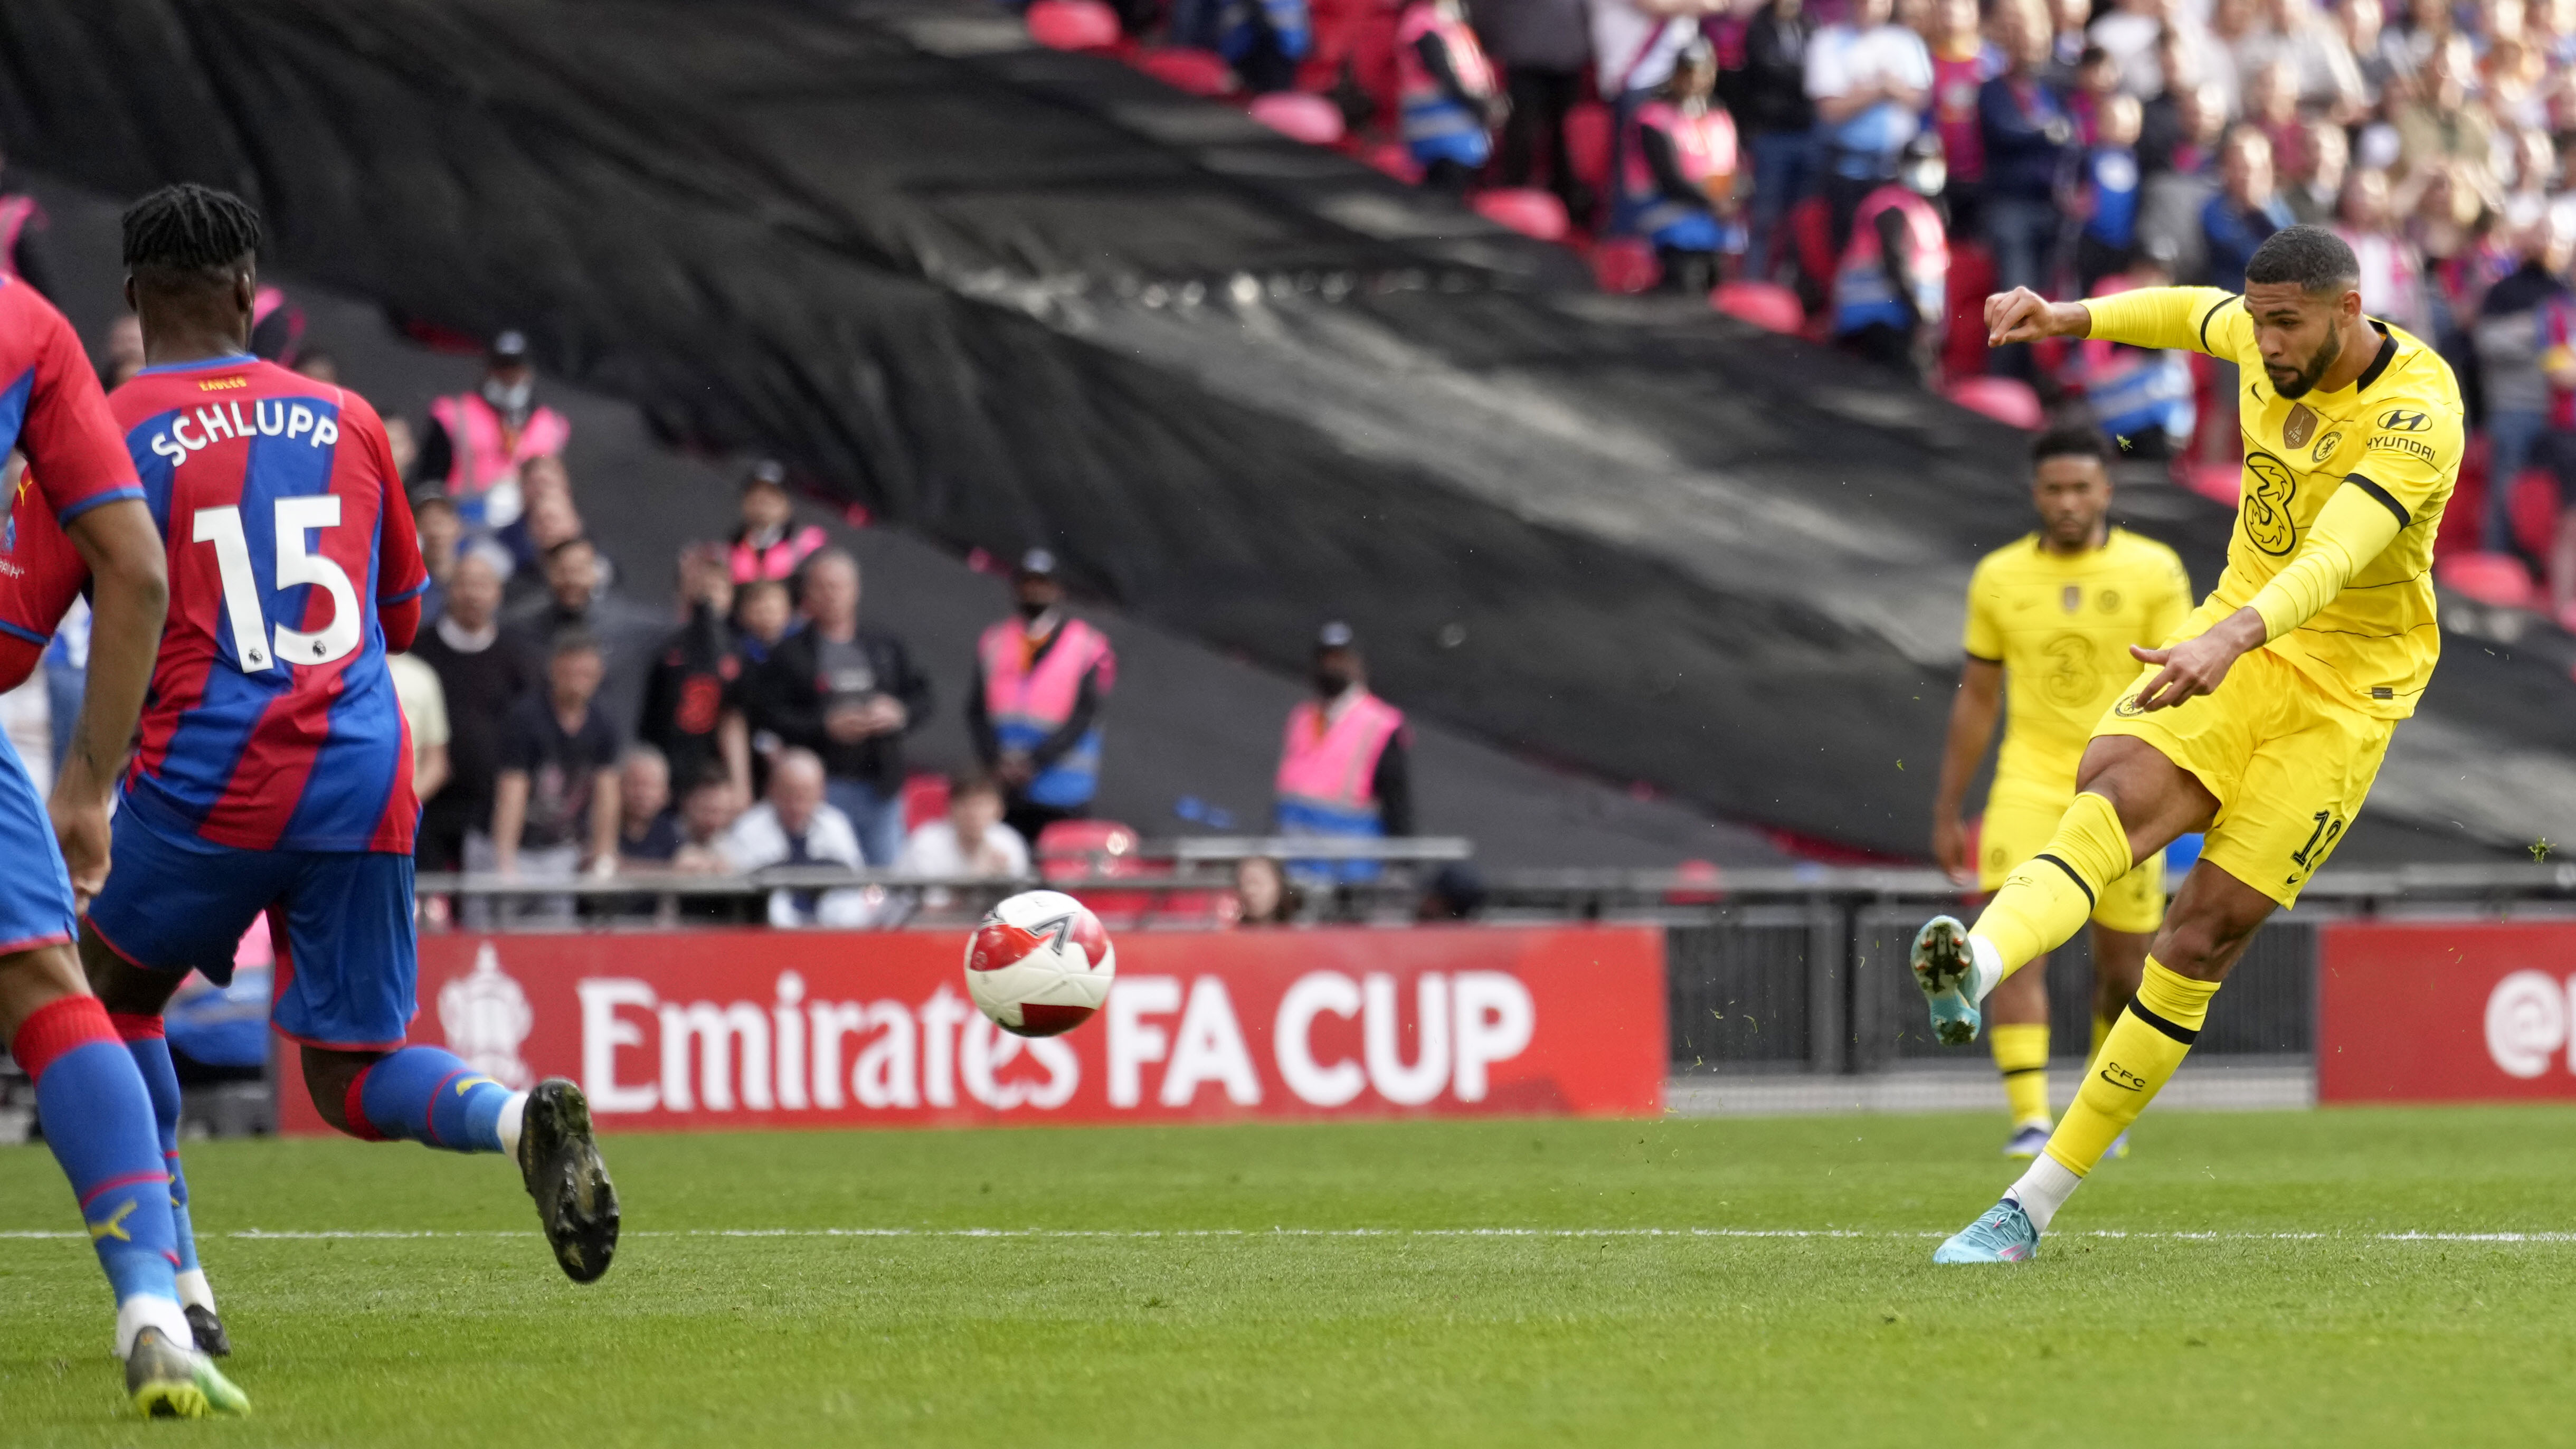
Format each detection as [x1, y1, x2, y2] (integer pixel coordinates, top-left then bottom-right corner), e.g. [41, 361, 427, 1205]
[3, 1227, 2575, 1243]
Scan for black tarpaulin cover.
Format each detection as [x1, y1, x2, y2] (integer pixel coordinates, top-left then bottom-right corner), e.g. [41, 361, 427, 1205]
[3, 0, 2567, 858]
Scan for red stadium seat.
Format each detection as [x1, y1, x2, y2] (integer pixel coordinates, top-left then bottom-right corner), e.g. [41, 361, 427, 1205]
[1941, 242, 1996, 382]
[1036, 820, 1159, 926]
[1132, 47, 1237, 97]
[1026, 0, 1122, 51]
[2182, 461, 2241, 506]
[1361, 140, 1422, 184]
[902, 772, 949, 832]
[1943, 375, 2043, 430]
[1710, 280, 1804, 335]
[1472, 187, 1569, 241]
[1248, 91, 1344, 145]
[2508, 468, 2563, 561]
[2436, 551, 2538, 609]
[1664, 858, 1725, 906]
[1562, 101, 1614, 199]
[1589, 236, 1660, 293]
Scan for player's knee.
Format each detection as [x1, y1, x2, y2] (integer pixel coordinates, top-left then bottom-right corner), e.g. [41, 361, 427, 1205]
[300, 1048, 378, 1136]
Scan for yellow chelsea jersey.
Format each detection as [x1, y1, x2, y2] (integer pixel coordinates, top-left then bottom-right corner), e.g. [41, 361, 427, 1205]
[2083, 286, 2464, 718]
[1963, 528, 2194, 805]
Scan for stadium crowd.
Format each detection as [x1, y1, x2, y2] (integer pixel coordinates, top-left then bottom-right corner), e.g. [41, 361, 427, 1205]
[1095, 0, 2576, 624]
[0, 269, 1433, 933]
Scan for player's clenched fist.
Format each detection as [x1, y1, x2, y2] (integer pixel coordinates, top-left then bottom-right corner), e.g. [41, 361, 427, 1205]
[1984, 288, 2089, 347]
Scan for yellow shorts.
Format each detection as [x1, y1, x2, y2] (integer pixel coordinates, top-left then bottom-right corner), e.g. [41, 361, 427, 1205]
[1978, 785, 2167, 935]
[2093, 645, 2393, 908]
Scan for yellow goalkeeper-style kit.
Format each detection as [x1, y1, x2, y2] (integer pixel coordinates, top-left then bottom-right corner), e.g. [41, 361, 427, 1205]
[2080, 286, 2461, 905]
[1963, 530, 2192, 931]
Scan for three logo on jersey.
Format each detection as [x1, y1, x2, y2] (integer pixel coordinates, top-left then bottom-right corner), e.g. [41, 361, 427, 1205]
[146, 399, 341, 469]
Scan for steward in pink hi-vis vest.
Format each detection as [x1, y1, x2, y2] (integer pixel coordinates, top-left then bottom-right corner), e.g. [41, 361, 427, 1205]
[1274, 689, 1405, 837]
[427, 389, 569, 520]
[977, 616, 1114, 809]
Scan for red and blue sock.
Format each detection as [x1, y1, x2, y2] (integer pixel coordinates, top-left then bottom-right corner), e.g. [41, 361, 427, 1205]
[14, 996, 187, 1344]
[344, 1046, 516, 1154]
[112, 1015, 206, 1287]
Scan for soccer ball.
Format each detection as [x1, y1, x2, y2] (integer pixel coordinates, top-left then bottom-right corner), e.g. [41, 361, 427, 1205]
[963, 890, 1117, 1037]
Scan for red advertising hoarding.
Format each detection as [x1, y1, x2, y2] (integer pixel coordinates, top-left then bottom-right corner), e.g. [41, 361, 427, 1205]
[2318, 921, 2576, 1103]
[277, 927, 1666, 1134]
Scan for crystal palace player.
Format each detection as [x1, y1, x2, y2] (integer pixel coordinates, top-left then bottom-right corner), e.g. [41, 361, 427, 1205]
[0, 258, 251, 1416]
[1912, 226, 2462, 1263]
[78, 186, 621, 1302]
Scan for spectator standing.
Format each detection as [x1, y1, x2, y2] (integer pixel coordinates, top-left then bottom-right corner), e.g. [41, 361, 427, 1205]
[615, 744, 680, 865]
[1831, 132, 1953, 378]
[719, 749, 870, 927]
[2286, 116, 2351, 223]
[1615, 40, 1742, 292]
[504, 535, 664, 747]
[2202, 126, 2295, 290]
[2136, 81, 2230, 282]
[2090, 0, 2194, 99]
[969, 550, 1117, 848]
[1805, 0, 1934, 247]
[727, 461, 827, 585]
[416, 329, 569, 532]
[409, 551, 540, 874]
[1478, 0, 1597, 219]
[2394, 36, 2497, 182]
[638, 544, 752, 802]
[1723, 0, 1817, 279]
[1594, 0, 1725, 113]
[1926, 0, 2003, 234]
[1978, 0, 2080, 303]
[897, 771, 1033, 912]
[386, 649, 452, 810]
[1396, 0, 1507, 190]
[1274, 622, 1414, 881]
[412, 490, 462, 626]
[743, 548, 930, 867]
[2334, 168, 2433, 337]
[2475, 213, 2576, 558]
[483, 630, 623, 922]
[2076, 93, 2148, 290]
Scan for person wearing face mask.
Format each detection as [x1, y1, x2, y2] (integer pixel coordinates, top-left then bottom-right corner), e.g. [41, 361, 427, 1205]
[415, 329, 571, 532]
[967, 550, 1117, 847]
[1273, 621, 1414, 882]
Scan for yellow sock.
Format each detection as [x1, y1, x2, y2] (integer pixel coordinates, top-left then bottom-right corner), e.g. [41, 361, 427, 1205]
[1969, 793, 2132, 986]
[2043, 959, 2219, 1177]
[1990, 1022, 2052, 1126]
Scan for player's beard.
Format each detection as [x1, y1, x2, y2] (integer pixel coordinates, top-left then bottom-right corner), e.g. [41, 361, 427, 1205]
[2268, 325, 2345, 400]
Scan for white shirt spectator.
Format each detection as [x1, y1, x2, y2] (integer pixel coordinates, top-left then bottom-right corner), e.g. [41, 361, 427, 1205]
[1804, 22, 1933, 157]
[898, 817, 1032, 879]
[720, 799, 871, 926]
[1592, 5, 1695, 97]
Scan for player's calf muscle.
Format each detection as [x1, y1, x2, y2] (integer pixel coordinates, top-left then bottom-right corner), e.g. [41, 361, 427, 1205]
[2151, 866, 2276, 981]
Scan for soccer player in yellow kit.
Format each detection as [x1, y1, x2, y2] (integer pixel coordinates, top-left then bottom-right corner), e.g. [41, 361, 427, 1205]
[1932, 426, 2192, 1159]
[1909, 226, 2461, 1262]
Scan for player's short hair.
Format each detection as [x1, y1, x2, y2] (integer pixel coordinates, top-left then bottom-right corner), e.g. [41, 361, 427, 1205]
[2243, 225, 2361, 296]
[121, 183, 261, 287]
[2030, 424, 2113, 472]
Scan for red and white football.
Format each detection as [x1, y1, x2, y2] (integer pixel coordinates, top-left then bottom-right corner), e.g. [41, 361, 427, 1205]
[963, 889, 1117, 1037]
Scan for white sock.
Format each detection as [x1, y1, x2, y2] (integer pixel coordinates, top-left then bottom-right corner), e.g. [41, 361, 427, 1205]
[115, 1294, 193, 1360]
[174, 1268, 216, 1314]
[496, 1092, 528, 1158]
[2004, 1153, 2085, 1235]
[1966, 934, 2005, 1006]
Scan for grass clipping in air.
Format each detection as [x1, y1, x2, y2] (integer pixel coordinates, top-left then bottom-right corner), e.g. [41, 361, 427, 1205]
[4, 1109, 2574, 1446]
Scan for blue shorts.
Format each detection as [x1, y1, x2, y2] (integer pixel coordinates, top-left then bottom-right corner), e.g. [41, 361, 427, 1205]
[88, 799, 418, 1051]
[0, 737, 77, 956]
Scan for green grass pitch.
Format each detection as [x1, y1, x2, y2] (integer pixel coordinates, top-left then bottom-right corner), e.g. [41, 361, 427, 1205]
[4, 1106, 2574, 1447]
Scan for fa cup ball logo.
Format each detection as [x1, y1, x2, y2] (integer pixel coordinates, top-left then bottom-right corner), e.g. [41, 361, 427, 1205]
[439, 942, 534, 1089]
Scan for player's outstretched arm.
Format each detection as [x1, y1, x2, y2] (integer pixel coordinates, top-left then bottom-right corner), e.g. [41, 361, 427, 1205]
[55, 498, 169, 898]
[2126, 482, 2409, 711]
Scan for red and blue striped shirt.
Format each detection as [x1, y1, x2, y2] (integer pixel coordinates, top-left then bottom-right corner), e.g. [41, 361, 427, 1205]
[111, 354, 427, 854]
[0, 276, 141, 686]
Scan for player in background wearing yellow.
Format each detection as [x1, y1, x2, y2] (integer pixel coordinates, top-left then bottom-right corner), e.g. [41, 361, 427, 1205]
[1931, 426, 2191, 1159]
[1910, 225, 2461, 1262]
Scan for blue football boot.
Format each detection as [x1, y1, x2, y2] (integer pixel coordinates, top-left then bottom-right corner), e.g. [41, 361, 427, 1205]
[1910, 915, 1982, 1045]
[2003, 1123, 2051, 1159]
[1933, 1197, 2040, 1264]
